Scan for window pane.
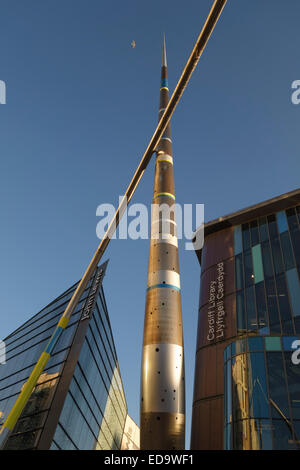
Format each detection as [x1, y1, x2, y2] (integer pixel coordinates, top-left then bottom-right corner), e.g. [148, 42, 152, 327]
[5, 428, 42, 450]
[290, 229, 300, 269]
[282, 336, 299, 351]
[259, 217, 269, 242]
[270, 237, 284, 275]
[235, 339, 246, 355]
[255, 282, 269, 333]
[286, 268, 300, 319]
[225, 360, 232, 424]
[246, 286, 257, 332]
[297, 206, 300, 224]
[250, 220, 259, 246]
[266, 352, 289, 419]
[256, 420, 273, 450]
[50, 440, 60, 450]
[225, 423, 232, 450]
[267, 214, 278, 239]
[265, 337, 281, 351]
[272, 420, 295, 450]
[276, 274, 294, 334]
[244, 250, 254, 287]
[247, 337, 264, 351]
[286, 208, 299, 232]
[292, 421, 300, 449]
[252, 245, 264, 284]
[231, 355, 246, 423]
[261, 242, 274, 279]
[235, 254, 244, 290]
[236, 291, 246, 333]
[242, 223, 251, 251]
[284, 351, 300, 420]
[277, 211, 289, 233]
[280, 231, 295, 271]
[224, 345, 231, 362]
[234, 225, 243, 255]
[265, 279, 281, 333]
[247, 352, 269, 418]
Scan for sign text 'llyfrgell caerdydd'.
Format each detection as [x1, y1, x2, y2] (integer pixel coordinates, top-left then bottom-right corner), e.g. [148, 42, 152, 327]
[207, 262, 226, 342]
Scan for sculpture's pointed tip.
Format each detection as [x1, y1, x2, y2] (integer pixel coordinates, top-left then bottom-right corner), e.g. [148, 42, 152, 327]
[162, 33, 167, 67]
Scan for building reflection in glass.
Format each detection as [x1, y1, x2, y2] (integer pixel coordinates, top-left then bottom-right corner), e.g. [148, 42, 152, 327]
[4, 372, 59, 450]
[121, 415, 140, 450]
[224, 336, 300, 449]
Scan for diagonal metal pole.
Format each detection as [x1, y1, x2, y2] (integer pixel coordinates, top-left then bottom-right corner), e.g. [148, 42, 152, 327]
[0, 0, 227, 449]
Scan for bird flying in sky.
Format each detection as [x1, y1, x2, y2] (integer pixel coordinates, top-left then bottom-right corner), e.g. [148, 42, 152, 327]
[131, 40, 136, 49]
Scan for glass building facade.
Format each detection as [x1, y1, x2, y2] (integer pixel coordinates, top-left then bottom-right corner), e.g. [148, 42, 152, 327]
[191, 189, 300, 450]
[224, 335, 300, 449]
[121, 415, 140, 450]
[0, 262, 130, 450]
[234, 208, 300, 336]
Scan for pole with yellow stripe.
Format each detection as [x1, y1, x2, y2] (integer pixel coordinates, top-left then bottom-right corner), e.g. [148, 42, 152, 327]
[0, 316, 69, 444]
[0, 0, 227, 449]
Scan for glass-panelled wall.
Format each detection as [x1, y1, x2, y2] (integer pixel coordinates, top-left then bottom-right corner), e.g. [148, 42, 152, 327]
[224, 336, 300, 450]
[51, 291, 127, 450]
[226, 204, 300, 449]
[0, 275, 96, 450]
[234, 206, 300, 336]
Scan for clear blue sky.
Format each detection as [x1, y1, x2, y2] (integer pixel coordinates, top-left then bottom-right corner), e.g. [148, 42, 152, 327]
[0, 0, 299, 448]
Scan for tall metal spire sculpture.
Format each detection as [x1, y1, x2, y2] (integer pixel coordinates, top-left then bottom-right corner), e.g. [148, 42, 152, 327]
[140, 36, 185, 450]
[0, 1, 227, 449]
